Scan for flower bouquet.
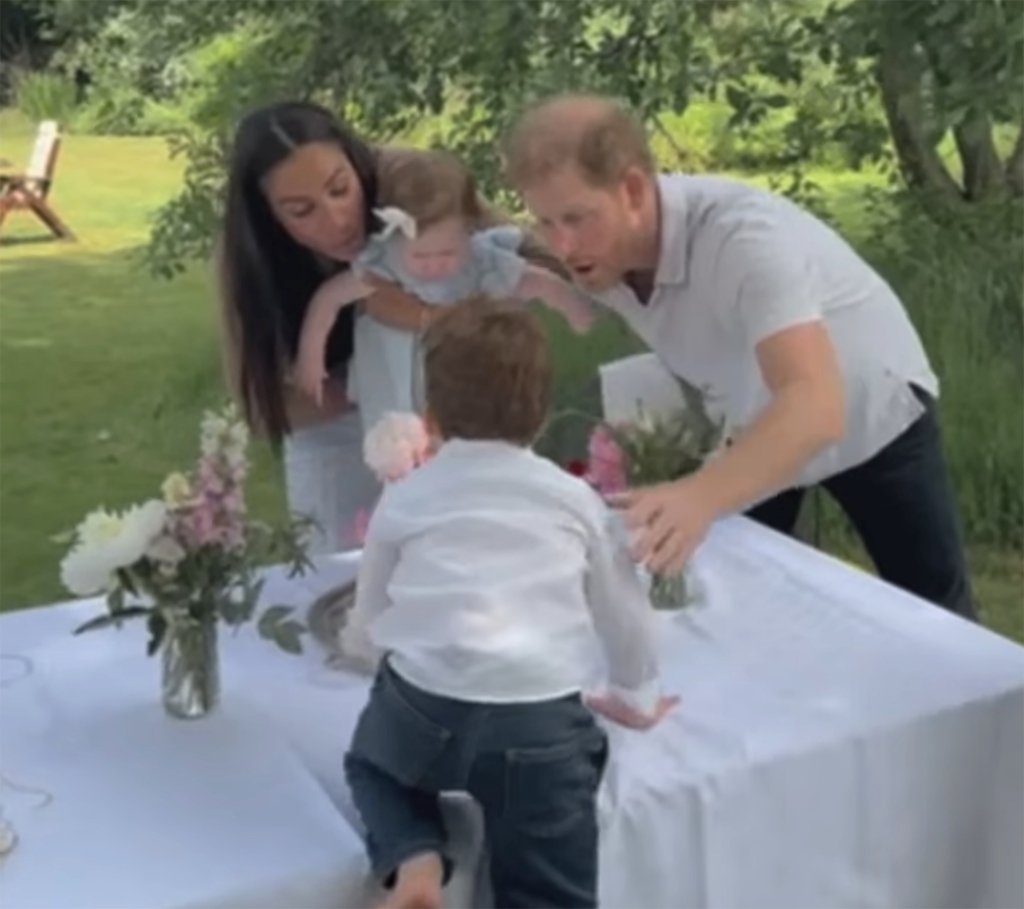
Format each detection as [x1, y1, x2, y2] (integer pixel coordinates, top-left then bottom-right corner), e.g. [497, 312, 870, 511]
[59, 404, 315, 718]
[551, 375, 725, 609]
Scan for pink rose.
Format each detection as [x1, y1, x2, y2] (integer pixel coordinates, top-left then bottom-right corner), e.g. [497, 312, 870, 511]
[341, 508, 372, 548]
[586, 426, 627, 494]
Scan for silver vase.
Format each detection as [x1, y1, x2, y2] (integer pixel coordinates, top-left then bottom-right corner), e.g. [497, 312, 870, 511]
[161, 615, 219, 719]
[649, 569, 689, 610]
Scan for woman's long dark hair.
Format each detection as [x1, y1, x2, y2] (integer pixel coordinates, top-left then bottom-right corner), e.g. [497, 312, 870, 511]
[220, 101, 379, 446]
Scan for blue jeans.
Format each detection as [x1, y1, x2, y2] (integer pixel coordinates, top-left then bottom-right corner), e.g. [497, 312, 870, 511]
[344, 661, 609, 908]
[747, 384, 976, 620]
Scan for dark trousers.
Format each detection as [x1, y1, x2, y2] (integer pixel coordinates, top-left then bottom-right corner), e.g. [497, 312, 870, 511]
[747, 386, 976, 621]
[344, 660, 609, 908]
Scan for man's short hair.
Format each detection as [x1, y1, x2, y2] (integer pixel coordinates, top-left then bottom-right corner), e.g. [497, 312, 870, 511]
[502, 94, 655, 190]
[423, 297, 552, 446]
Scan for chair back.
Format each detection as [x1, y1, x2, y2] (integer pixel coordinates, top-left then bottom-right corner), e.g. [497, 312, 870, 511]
[25, 121, 61, 190]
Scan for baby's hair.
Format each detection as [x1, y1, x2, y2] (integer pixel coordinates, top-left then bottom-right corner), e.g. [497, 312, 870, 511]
[377, 150, 483, 231]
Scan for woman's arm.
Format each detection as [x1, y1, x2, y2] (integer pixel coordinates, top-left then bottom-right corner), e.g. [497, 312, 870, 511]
[361, 275, 440, 332]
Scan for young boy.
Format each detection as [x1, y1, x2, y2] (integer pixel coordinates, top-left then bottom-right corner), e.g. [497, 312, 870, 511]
[343, 297, 676, 909]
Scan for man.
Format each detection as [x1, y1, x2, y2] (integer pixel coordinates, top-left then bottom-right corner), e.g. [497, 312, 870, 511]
[502, 94, 974, 620]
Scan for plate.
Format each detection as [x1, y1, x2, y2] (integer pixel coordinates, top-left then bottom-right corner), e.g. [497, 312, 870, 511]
[306, 580, 357, 657]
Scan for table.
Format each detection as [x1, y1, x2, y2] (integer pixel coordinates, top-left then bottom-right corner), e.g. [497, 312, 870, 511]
[3, 517, 1022, 909]
[0, 605, 373, 909]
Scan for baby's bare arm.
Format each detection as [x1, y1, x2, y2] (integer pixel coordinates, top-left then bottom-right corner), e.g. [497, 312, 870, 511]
[303, 272, 370, 344]
[294, 272, 370, 403]
[514, 265, 596, 334]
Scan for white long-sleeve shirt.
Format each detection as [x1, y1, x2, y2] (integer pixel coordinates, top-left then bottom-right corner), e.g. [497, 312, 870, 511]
[345, 439, 661, 714]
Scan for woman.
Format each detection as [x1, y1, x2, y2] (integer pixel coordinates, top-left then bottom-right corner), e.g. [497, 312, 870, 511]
[216, 101, 563, 553]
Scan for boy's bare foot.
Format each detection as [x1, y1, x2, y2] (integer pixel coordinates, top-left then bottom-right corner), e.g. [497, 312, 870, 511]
[379, 852, 445, 909]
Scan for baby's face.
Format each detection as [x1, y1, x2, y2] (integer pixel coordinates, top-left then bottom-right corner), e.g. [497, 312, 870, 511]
[402, 217, 469, 282]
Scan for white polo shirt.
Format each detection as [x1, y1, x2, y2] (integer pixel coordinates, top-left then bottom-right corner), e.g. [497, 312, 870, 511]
[591, 174, 938, 490]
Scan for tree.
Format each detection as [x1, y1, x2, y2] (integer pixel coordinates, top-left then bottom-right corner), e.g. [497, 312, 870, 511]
[141, 0, 714, 275]
[717, 0, 1024, 205]
[43, 0, 1015, 274]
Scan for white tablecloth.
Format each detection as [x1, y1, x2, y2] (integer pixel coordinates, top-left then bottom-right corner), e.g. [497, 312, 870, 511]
[3, 517, 1022, 909]
[0, 616, 373, 909]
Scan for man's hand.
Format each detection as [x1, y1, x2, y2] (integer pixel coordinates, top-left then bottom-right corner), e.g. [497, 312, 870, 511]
[608, 475, 719, 575]
[585, 692, 680, 730]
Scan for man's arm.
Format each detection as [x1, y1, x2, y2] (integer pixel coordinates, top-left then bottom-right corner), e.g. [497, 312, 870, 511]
[695, 320, 844, 517]
[616, 236, 845, 574]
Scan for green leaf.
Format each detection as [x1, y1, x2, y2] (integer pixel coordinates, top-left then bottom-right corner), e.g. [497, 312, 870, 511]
[272, 624, 304, 655]
[146, 611, 168, 656]
[108, 584, 126, 615]
[74, 606, 151, 635]
[117, 568, 139, 598]
[257, 604, 292, 634]
[257, 605, 306, 655]
[725, 83, 750, 113]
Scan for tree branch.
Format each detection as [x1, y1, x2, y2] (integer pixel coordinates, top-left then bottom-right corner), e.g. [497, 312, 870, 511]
[953, 107, 1006, 201]
[1006, 121, 1024, 197]
[875, 40, 962, 201]
[651, 113, 692, 169]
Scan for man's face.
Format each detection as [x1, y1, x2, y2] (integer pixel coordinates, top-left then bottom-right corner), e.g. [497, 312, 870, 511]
[520, 165, 643, 292]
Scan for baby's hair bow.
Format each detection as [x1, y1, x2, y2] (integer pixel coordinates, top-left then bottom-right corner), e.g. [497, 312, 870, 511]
[374, 206, 418, 240]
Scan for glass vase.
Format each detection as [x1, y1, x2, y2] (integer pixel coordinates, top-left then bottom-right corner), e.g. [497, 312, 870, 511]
[161, 614, 219, 719]
[648, 569, 689, 611]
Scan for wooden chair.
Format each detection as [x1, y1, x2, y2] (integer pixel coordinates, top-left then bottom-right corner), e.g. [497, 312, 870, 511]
[0, 120, 76, 242]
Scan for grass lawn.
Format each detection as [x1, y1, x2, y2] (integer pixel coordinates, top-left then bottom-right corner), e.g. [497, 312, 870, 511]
[1, 110, 1020, 642]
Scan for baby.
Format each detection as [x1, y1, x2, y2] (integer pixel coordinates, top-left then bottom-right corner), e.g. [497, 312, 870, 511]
[293, 150, 595, 435]
[341, 298, 675, 909]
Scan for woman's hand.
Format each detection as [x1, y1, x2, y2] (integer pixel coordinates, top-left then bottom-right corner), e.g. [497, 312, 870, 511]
[362, 275, 434, 332]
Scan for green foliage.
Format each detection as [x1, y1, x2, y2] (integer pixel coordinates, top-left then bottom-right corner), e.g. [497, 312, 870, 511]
[19, 0, 1022, 269]
[612, 398, 725, 488]
[856, 192, 1024, 546]
[12, 68, 76, 126]
[140, 0, 718, 271]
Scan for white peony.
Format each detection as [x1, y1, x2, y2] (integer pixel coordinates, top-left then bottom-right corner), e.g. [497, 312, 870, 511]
[60, 500, 168, 596]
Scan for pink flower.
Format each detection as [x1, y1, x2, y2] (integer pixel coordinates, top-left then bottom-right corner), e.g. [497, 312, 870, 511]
[586, 426, 627, 494]
[189, 502, 218, 547]
[363, 413, 434, 482]
[340, 508, 372, 548]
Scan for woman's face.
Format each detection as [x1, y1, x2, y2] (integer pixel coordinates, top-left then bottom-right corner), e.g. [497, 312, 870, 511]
[262, 141, 367, 262]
